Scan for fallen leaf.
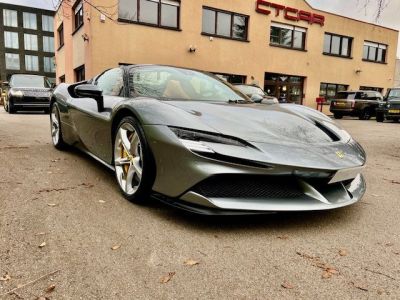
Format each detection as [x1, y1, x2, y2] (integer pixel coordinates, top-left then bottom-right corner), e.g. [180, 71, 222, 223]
[277, 235, 289, 240]
[45, 284, 56, 293]
[39, 242, 46, 248]
[393, 250, 400, 255]
[36, 232, 46, 236]
[47, 203, 58, 207]
[385, 242, 393, 247]
[326, 268, 339, 275]
[351, 281, 368, 291]
[281, 281, 294, 289]
[322, 271, 332, 279]
[99, 200, 106, 203]
[111, 245, 121, 250]
[184, 259, 199, 266]
[160, 272, 175, 284]
[0, 273, 11, 281]
[339, 249, 348, 256]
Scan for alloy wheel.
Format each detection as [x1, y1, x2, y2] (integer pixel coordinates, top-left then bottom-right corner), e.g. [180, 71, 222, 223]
[114, 123, 143, 196]
[51, 105, 60, 145]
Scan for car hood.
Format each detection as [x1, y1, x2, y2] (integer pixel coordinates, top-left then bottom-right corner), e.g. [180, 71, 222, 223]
[160, 101, 350, 145]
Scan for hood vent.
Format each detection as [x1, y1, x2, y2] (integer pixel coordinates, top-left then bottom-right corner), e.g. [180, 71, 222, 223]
[314, 122, 340, 142]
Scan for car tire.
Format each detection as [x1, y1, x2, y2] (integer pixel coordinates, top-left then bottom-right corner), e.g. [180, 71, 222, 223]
[359, 108, 371, 120]
[50, 103, 67, 150]
[333, 113, 343, 119]
[376, 112, 384, 123]
[8, 100, 15, 114]
[113, 116, 155, 203]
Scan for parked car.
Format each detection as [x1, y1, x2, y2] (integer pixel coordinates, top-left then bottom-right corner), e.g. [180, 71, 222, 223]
[233, 84, 279, 104]
[330, 90, 383, 120]
[49, 65, 366, 214]
[3, 74, 53, 114]
[376, 87, 400, 122]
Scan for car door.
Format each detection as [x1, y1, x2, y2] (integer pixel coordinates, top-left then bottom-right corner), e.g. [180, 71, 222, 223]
[70, 68, 125, 162]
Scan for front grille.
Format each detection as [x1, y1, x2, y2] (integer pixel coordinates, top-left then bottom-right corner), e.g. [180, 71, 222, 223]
[192, 175, 307, 199]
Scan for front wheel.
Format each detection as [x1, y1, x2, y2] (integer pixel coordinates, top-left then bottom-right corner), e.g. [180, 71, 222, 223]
[359, 108, 371, 120]
[333, 113, 343, 119]
[113, 116, 155, 202]
[376, 112, 384, 122]
[50, 103, 67, 150]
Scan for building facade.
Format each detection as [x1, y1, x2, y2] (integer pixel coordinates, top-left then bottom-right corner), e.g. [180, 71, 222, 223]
[0, 2, 56, 84]
[55, 0, 398, 109]
[394, 59, 400, 88]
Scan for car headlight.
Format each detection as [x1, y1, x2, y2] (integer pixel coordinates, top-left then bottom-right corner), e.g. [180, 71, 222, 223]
[10, 90, 23, 97]
[169, 127, 250, 153]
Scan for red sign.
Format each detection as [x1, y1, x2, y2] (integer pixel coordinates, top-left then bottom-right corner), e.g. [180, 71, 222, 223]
[256, 0, 325, 26]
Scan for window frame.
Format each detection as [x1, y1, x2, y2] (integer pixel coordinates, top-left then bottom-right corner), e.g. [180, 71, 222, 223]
[42, 15, 54, 32]
[43, 36, 55, 53]
[319, 82, 349, 101]
[23, 12, 37, 30]
[5, 53, 20, 70]
[74, 65, 85, 82]
[4, 31, 19, 49]
[201, 6, 249, 42]
[73, 1, 84, 33]
[44, 57, 55, 73]
[57, 23, 64, 50]
[3, 9, 18, 27]
[362, 40, 388, 64]
[118, 0, 181, 31]
[323, 32, 353, 58]
[25, 55, 39, 72]
[24, 33, 38, 51]
[269, 22, 307, 51]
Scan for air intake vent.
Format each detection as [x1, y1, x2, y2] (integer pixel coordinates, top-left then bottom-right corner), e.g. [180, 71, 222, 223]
[314, 122, 340, 142]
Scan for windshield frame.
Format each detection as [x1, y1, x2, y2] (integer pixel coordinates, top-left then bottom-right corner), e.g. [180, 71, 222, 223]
[128, 65, 250, 102]
[10, 75, 51, 88]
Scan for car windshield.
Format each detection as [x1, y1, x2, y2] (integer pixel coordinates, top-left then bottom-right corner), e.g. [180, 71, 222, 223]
[387, 89, 400, 99]
[336, 92, 362, 100]
[10, 75, 50, 88]
[129, 66, 248, 102]
[235, 85, 265, 96]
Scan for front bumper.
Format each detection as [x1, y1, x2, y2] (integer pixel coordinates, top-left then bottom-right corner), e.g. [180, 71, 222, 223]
[144, 125, 366, 214]
[11, 96, 50, 109]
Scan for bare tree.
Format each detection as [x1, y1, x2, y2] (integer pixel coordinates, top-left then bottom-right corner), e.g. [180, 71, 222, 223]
[360, 0, 390, 22]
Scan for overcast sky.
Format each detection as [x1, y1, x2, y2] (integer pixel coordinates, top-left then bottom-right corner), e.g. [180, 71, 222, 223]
[2, 0, 399, 57]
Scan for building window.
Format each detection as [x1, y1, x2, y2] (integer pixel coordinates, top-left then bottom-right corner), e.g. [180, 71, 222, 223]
[44, 57, 55, 73]
[202, 7, 248, 41]
[42, 15, 54, 31]
[43, 36, 55, 53]
[25, 55, 39, 71]
[3, 9, 17, 27]
[118, 0, 180, 29]
[323, 33, 352, 58]
[59, 75, 66, 83]
[57, 23, 64, 48]
[23, 12, 37, 29]
[74, 1, 84, 31]
[270, 22, 306, 50]
[5, 53, 20, 70]
[264, 73, 305, 104]
[360, 86, 383, 93]
[75, 65, 85, 82]
[319, 83, 348, 100]
[4, 31, 19, 49]
[363, 41, 387, 63]
[24, 34, 38, 51]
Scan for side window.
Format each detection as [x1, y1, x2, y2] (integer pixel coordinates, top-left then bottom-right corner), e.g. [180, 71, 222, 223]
[95, 68, 124, 96]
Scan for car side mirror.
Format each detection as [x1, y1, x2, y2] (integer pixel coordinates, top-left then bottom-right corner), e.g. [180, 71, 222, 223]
[74, 84, 104, 112]
[251, 94, 264, 103]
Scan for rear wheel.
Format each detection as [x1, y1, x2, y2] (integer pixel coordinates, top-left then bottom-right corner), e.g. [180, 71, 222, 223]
[376, 112, 384, 122]
[359, 108, 371, 120]
[50, 103, 67, 150]
[333, 113, 343, 119]
[113, 116, 155, 202]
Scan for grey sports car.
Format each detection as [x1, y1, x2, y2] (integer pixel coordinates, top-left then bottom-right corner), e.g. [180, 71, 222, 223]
[50, 65, 366, 214]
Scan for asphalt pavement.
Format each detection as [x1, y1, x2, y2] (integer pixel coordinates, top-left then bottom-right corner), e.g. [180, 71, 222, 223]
[0, 109, 399, 299]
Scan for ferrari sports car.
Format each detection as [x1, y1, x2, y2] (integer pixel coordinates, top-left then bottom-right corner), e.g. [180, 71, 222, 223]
[50, 65, 366, 214]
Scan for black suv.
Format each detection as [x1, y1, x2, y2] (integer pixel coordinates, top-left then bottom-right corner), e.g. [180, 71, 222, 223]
[3, 74, 52, 114]
[376, 88, 400, 122]
[330, 90, 383, 120]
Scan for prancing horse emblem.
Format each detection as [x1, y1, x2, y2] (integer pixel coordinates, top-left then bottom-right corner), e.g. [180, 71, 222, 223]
[336, 151, 345, 159]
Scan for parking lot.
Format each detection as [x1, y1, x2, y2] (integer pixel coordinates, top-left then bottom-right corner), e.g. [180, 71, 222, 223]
[0, 109, 399, 299]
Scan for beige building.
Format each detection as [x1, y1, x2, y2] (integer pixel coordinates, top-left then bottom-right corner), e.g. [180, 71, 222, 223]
[394, 59, 400, 88]
[54, 0, 398, 109]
